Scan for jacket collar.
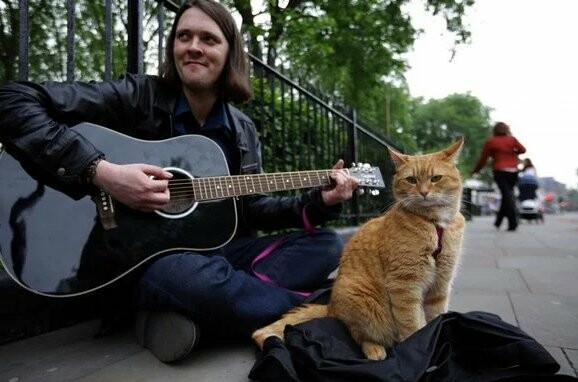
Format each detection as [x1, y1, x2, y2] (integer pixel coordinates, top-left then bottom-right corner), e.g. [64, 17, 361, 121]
[225, 104, 249, 152]
[144, 76, 250, 152]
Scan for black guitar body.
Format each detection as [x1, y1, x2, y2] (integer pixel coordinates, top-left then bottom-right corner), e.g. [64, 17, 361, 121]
[0, 123, 236, 297]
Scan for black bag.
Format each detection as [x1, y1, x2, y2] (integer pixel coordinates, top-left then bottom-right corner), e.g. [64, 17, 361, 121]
[249, 311, 578, 382]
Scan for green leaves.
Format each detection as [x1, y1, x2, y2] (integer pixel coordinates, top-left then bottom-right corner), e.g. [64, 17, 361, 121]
[220, 0, 476, 157]
[410, 93, 493, 176]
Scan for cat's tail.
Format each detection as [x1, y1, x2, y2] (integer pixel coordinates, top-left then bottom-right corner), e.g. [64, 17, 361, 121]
[252, 303, 328, 349]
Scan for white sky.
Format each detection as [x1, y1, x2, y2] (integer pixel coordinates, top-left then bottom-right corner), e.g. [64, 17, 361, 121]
[403, 0, 578, 189]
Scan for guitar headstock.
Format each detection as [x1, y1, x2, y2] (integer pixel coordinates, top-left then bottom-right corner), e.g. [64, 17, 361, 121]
[347, 163, 386, 193]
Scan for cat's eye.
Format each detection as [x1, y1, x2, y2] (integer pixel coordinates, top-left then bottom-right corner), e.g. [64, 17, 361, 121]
[405, 176, 418, 184]
[431, 175, 442, 182]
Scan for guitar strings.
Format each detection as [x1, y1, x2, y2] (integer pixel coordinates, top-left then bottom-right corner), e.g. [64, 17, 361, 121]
[164, 170, 336, 201]
[161, 168, 381, 202]
[167, 184, 322, 202]
[164, 169, 338, 185]
[166, 172, 335, 189]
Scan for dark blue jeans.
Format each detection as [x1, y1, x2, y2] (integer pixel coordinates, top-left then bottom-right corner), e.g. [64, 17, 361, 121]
[136, 228, 342, 337]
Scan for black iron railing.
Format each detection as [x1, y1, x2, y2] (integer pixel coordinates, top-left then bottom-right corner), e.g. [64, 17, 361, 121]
[243, 54, 398, 224]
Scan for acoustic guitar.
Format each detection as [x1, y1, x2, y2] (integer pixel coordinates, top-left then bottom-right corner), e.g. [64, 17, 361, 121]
[0, 123, 385, 297]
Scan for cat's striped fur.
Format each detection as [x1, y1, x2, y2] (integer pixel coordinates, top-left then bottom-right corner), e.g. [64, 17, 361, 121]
[252, 138, 466, 360]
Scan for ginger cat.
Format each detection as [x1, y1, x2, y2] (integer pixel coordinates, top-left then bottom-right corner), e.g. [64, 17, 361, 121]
[252, 138, 466, 360]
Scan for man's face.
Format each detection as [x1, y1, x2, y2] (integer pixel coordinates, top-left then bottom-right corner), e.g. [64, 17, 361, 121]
[173, 7, 229, 95]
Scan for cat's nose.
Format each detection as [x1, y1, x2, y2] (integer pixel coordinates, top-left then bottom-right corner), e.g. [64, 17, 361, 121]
[420, 191, 429, 198]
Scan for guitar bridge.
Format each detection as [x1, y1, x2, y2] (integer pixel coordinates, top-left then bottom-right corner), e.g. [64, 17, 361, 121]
[92, 189, 117, 230]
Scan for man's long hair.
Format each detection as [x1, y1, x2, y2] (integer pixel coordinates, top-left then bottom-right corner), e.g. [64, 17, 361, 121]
[161, 0, 253, 104]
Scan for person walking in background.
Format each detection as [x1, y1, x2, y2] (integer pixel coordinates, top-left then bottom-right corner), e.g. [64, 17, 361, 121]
[472, 121, 526, 231]
[518, 158, 539, 201]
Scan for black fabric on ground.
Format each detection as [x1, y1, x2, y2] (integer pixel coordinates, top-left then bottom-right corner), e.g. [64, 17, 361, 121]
[249, 311, 578, 382]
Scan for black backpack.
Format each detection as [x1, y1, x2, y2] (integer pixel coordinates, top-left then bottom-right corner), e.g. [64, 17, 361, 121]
[249, 311, 577, 382]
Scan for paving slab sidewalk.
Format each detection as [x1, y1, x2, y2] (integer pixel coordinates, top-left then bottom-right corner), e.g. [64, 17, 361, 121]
[451, 212, 578, 377]
[1, 213, 577, 381]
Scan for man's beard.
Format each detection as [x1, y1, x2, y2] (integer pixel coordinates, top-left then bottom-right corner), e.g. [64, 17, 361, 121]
[182, 77, 220, 96]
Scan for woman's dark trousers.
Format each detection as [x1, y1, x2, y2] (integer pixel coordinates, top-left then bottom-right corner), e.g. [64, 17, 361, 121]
[493, 170, 519, 230]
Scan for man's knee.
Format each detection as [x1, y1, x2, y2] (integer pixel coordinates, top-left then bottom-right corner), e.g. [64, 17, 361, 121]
[139, 253, 235, 300]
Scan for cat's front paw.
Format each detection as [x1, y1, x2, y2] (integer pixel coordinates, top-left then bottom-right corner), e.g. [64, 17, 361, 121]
[361, 341, 387, 360]
[252, 327, 283, 350]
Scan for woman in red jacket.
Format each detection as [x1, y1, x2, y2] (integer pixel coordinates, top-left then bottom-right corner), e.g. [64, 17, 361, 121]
[472, 122, 526, 231]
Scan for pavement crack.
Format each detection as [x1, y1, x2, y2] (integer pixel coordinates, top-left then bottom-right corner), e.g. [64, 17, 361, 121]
[506, 292, 520, 328]
[516, 269, 532, 293]
[561, 348, 578, 377]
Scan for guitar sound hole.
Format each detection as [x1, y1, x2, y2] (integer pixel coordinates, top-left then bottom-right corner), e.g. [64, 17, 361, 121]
[155, 167, 198, 218]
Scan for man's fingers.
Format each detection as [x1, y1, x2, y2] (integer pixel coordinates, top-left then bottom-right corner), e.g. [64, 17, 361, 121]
[139, 189, 171, 211]
[150, 178, 170, 193]
[142, 164, 173, 180]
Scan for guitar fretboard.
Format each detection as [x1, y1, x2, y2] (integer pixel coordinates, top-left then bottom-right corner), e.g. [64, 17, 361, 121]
[172, 170, 337, 202]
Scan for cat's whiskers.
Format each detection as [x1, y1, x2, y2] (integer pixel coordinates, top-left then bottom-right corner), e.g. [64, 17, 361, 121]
[398, 192, 463, 227]
[402, 193, 457, 208]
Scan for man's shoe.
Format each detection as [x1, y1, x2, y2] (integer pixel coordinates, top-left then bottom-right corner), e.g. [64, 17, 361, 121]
[135, 310, 200, 363]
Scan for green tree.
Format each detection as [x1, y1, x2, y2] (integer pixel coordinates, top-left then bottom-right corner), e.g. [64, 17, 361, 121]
[225, 0, 473, 108]
[410, 93, 492, 176]
[222, 0, 474, 159]
[366, 81, 419, 153]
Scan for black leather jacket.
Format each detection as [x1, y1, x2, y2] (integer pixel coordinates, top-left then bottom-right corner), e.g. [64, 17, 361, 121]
[0, 73, 341, 235]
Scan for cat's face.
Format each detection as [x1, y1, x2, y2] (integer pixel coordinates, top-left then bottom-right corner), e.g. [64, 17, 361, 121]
[389, 139, 463, 211]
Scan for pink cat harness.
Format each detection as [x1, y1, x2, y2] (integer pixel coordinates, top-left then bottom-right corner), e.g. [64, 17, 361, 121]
[432, 225, 444, 260]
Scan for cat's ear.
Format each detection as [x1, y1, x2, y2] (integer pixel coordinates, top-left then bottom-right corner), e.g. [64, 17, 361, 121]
[441, 137, 464, 162]
[387, 146, 408, 170]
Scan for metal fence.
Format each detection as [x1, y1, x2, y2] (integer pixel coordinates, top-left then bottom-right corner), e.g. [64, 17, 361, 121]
[9, 0, 400, 225]
[243, 58, 399, 224]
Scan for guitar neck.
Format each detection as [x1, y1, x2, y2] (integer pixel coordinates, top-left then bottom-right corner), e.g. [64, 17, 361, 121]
[184, 169, 337, 202]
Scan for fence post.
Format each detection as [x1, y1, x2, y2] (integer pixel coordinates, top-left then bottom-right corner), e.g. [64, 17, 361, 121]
[65, 0, 76, 83]
[127, 0, 144, 74]
[349, 109, 360, 226]
[18, 0, 29, 81]
[104, 0, 113, 80]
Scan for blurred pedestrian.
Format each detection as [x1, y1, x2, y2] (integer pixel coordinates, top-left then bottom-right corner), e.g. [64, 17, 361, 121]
[518, 158, 539, 201]
[472, 122, 526, 231]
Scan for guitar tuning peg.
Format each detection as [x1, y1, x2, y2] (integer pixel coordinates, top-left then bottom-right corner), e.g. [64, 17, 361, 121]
[356, 188, 365, 196]
[370, 189, 380, 196]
